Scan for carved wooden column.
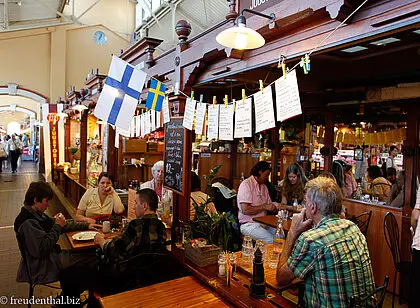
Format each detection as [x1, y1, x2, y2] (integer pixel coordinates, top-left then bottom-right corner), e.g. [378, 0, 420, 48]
[226, 0, 238, 21]
[64, 118, 70, 162]
[79, 110, 88, 180]
[323, 112, 334, 173]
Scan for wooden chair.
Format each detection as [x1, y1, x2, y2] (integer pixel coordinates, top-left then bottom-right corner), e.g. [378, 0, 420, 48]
[348, 276, 389, 308]
[350, 211, 372, 237]
[383, 212, 411, 308]
[15, 232, 61, 308]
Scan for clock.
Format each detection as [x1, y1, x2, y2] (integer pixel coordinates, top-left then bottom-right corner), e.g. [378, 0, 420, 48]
[94, 31, 107, 45]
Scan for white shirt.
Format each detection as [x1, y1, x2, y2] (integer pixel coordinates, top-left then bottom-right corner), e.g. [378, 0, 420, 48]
[412, 186, 420, 251]
[77, 187, 124, 218]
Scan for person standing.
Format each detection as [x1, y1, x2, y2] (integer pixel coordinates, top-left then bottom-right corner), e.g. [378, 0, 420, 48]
[0, 136, 7, 173]
[7, 134, 22, 173]
[386, 145, 399, 169]
[276, 177, 375, 307]
[410, 186, 420, 308]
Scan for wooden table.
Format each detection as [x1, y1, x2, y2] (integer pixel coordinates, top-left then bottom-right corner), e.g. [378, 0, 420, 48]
[66, 230, 117, 251]
[99, 276, 229, 308]
[253, 215, 291, 231]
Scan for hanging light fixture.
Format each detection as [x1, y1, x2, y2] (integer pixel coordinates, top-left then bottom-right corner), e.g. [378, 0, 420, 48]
[72, 104, 88, 112]
[216, 9, 276, 50]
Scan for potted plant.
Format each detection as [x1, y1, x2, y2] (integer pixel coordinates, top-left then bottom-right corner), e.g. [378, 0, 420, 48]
[187, 165, 239, 252]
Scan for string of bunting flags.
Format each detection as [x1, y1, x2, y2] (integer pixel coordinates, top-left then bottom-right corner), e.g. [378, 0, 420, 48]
[93, 0, 369, 144]
[93, 54, 304, 144]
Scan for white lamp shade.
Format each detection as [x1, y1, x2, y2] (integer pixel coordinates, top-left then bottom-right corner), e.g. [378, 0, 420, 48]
[216, 24, 265, 50]
[72, 104, 88, 112]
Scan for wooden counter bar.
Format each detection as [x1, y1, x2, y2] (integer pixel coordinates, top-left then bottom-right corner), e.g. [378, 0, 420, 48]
[343, 198, 402, 293]
[58, 171, 89, 209]
[99, 276, 230, 308]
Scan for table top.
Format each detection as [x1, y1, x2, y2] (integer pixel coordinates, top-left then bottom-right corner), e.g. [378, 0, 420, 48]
[99, 276, 229, 308]
[66, 230, 117, 251]
[253, 215, 292, 230]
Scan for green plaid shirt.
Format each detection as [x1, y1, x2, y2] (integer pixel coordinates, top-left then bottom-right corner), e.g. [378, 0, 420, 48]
[287, 215, 375, 308]
[103, 214, 167, 264]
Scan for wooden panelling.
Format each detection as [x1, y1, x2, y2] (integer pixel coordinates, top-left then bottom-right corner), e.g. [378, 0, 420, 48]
[343, 199, 403, 293]
[198, 153, 233, 192]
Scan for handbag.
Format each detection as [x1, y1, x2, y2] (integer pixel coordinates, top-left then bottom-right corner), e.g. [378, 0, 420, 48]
[13, 140, 21, 156]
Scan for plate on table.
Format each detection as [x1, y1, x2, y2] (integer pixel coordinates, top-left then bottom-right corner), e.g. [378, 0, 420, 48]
[72, 231, 98, 241]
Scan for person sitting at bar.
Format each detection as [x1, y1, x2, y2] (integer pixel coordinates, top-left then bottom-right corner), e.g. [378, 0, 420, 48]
[388, 170, 405, 208]
[190, 171, 217, 220]
[141, 160, 173, 224]
[364, 165, 392, 202]
[276, 177, 375, 306]
[336, 160, 357, 198]
[387, 167, 397, 185]
[59, 188, 168, 299]
[14, 181, 100, 287]
[237, 161, 280, 243]
[76, 172, 125, 224]
[280, 163, 307, 209]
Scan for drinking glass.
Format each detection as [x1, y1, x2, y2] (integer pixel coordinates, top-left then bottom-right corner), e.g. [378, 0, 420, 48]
[268, 253, 279, 269]
[241, 235, 253, 261]
[255, 240, 267, 261]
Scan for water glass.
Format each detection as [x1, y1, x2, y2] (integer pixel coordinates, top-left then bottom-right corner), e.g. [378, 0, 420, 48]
[255, 240, 267, 261]
[268, 253, 279, 269]
[241, 235, 253, 260]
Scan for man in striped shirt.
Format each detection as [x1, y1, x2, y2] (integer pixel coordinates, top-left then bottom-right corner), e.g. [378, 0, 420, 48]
[276, 177, 375, 307]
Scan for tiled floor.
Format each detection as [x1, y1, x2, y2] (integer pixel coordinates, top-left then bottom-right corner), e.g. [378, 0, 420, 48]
[0, 161, 411, 307]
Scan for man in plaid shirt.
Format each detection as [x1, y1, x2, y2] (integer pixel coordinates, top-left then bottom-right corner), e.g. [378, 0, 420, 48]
[94, 188, 167, 263]
[276, 177, 375, 307]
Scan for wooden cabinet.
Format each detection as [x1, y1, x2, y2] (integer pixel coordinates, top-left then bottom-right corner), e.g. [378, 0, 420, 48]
[118, 152, 163, 188]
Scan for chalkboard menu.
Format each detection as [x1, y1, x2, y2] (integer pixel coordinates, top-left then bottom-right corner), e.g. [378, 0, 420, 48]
[163, 117, 185, 195]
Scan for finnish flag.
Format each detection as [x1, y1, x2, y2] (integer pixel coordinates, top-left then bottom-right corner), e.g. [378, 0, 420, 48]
[94, 56, 147, 131]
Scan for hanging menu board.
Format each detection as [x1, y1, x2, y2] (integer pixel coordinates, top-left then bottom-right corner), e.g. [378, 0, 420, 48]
[163, 117, 186, 195]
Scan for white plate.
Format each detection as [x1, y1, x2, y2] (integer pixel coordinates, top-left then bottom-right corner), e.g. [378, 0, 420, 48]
[72, 231, 98, 241]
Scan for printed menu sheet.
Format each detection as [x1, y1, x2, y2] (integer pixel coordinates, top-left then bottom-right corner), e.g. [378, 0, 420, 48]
[151, 110, 156, 132]
[254, 86, 276, 133]
[156, 111, 161, 128]
[275, 69, 302, 122]
[219, 104, 234, 140]
[144, 111, 151, 135]
[140, 113, 145, 137]
[234, 98, 252, 138]
[130, 117, 135, 137]
[182, 98, 196, 130]
[162, 97, 170, 124]
[207, 105, 220, 140]
[195, 102, 207, 135]
[135, 115, 140, 137]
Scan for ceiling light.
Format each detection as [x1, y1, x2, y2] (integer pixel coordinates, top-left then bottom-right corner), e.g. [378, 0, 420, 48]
[369, 37, 400, 46]
[216, 9, 275, 50]
[72, 104, 88, 112]
[340, 46, 368, 53]
[17, 1, 21, 6]
[413, 29, 420, 35]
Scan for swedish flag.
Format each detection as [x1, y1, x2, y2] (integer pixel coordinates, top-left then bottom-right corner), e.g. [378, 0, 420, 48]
[146, 79, 166, 112]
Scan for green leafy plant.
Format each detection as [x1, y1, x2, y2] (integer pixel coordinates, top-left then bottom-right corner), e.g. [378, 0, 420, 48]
[69, 147, 78, 155]
[188, 165, 238, 251]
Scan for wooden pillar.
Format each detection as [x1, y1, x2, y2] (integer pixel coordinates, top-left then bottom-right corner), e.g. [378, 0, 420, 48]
[64, 119, 70, 162]
[401, 103, 419, 297]
[79, 111, 88, 180]
[271, 126, 280, 185]
[106, 126, 118, 183]
[324, 112, 334, 173]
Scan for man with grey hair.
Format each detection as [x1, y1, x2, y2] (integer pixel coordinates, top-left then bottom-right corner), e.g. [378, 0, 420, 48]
[276, 177, 375, 307]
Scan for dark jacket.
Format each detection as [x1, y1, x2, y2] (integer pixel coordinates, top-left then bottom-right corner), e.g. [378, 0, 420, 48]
[14, 206, 88, 284]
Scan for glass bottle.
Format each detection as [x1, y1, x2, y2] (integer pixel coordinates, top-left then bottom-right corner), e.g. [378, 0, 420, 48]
[240, 172, 245, 182]
[273, 216, 285, 255]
